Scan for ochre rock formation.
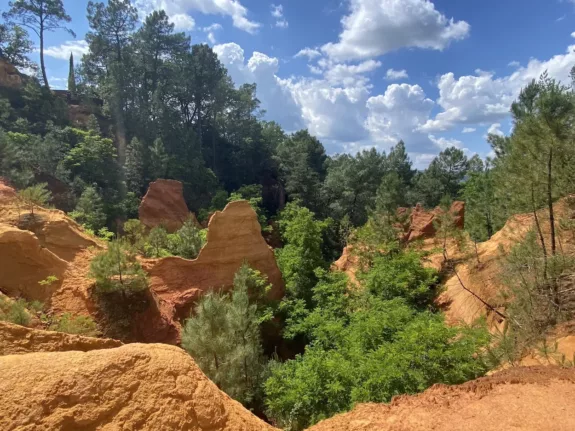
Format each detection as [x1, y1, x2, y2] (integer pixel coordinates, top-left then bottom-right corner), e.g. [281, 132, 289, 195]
[0, 180, 98, 262]
[0, 58, 23, 89]
[139, 179, 197, 232]
[307, 366, 575, 431]
[0, 321, 121, 356]
[406, 201, 465, 242]
[332, 245, 360, 286]
[146, 200, 285, 333]
[0, 343, 278, 431]
[0, 223, 68, 302]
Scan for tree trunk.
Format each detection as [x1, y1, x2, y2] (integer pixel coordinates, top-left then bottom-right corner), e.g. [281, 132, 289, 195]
[548, 149, 556, 255]
[532, 184, 548, 281]
[39, 27, 49, 89]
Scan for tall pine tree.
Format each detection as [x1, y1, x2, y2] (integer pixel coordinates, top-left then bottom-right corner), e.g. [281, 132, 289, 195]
[68, 52, 76, 96]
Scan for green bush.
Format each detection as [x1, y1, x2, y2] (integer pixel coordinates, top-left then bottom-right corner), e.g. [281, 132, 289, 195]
[50, 313, 99, 337]
[90, 240, 148, 294]
[167, 218, 205, 259]
[0, 296, 42, 326]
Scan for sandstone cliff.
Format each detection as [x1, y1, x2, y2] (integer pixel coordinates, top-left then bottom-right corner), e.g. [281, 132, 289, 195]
[139, 179, 198, 232]
[0, 321, 121, 355]
[0, 342, 278, 431]
[145, 200, 285, 338]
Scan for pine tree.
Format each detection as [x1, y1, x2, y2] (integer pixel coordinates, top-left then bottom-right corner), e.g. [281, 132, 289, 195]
[18, 182, 51, 215]
[124, 137, 145, 195]
[149, 138, 168, 180]
[67, 52, 76, 96]
[69, 185, 106, 231]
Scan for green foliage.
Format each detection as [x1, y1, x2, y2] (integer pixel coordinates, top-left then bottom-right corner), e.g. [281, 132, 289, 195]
[182, 263, 269, 407]
[18, 182, 51, 214]
[146, 225, 170, 258]
[68, 53, 76, 95]
[167, 218, 205, 259]
[228, 184, 268, 230]
[38, 275, 58, 286]
[0, 23, 34, 69]
[359, 251, 438, 309]
[123, 218, 147, 252]
[276, 202, 329, 306]
[125, 137, 145, 195]
[90, 240, 148, 294]
[265, 291, 489, 430]
[4, 0, 74, 89]
[0, 296, 34, 326]
[49, 313, 98, 337]
[69, 185, 107, 231]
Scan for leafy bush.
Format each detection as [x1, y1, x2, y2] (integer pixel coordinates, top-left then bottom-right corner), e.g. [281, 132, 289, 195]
[265, 254, 489, 430]
[359, 251, 438, 309]
[167, 218, 206, 259]
[0, 296, 42, 326]
[49, 313, 99, 337]
[146, 226, 170, 258]
[69, 185, 107, 231]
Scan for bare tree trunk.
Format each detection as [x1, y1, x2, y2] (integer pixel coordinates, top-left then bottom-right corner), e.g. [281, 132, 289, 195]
[532, 184, 548, 281]
[39, 27, 49, 89]
[548, 149, 556, 256]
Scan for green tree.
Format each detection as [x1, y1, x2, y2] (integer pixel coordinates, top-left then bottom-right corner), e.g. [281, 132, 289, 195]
[69, 185, 107, 232]
[146, 225, 169, 258]
[124, 137, 145, 195]
[0, 23, 35, 69]
[167, 217, 205, 259]
[67, 52, 76, 96]
[149, 137, 168, 180]
[90, 239, 147, 294]
[412, 147, 469, 207]
[4, 0, 75, 89]
[277, 130, 327, 213]
[182, 264, 268, 407]
[18, 182, 51, 215]
[276, 202, 328, 306]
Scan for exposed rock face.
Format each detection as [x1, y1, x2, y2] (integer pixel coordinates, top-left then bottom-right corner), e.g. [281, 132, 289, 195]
[307, 366, 575, 431]
[139, 179, 196, 232]
[0, 223, 67, 302]
[146, 200, 285, 337]
[0, 321, 121, 356]
[0, 343, 278, 431]
[0, 58, 23, 89]
[406, 201, 465, 242]
[332, 245, 360, 286]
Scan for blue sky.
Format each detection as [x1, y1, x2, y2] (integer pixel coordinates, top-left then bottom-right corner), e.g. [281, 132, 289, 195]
[3, 0, 575, 167]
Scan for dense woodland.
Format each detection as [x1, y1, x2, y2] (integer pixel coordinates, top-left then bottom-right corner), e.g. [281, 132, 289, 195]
[2, 1, 575, 430]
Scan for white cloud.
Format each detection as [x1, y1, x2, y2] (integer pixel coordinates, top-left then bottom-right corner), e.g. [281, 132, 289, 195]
[487, 123, 504, 137]
[385, 68, 409, 80]
[271, 4, 283, 18]
[295, 47, 322, 59]
[462, 127, 476, 133]
[135, 0, 260, 34]
[43, 40, 89, 60]
[213, 43, 304, 132]
[421, 43, 575, 132]
[202, 23, 222, 44]
[170, 13, 195, 30]
[324, 59, 381, 86]
[508, 61, 520, 68]
[428, 134, 463, 150]
[322, 0, 470, 61]
[271, 4, 288, 28]
[365, 84, 437, 155]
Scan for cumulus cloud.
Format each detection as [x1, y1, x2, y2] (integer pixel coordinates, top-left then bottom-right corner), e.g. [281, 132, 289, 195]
[421, 43, 575, 132]
[43, 40, 89, 60]
[323, 59, 382, 86]
[295, 47, 322, 59]
[322, 0, 470, 61]
[365, 84, 437, 155]
[462, 127, 476, 133]
[135, 0, 260, 34]
[213, 43, 304, 131]
[170, 13, 195, 30]
[385, 68, 409, 80]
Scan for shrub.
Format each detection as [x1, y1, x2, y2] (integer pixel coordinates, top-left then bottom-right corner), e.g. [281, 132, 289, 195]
[49, 313, 99, 337]
[90, 240, 148, 294]
[18, 182, 51, 215]
[0, 296, 42, 326]
[167, 217, 205, 259]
